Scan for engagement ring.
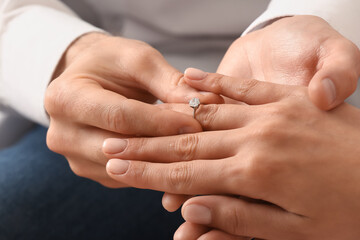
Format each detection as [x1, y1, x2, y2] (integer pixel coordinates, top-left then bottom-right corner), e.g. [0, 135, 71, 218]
[189, 97, 200, 119]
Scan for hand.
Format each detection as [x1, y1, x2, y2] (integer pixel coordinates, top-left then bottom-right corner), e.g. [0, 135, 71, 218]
[163, 14, 360, 216]
[45, 33, 221, 188]
[162, 14, 360, 223]
[104, 73, 360, 239]
[218, 15, 360, 110]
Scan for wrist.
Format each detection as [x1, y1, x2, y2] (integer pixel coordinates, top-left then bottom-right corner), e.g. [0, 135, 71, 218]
[52, 32, 110, 79]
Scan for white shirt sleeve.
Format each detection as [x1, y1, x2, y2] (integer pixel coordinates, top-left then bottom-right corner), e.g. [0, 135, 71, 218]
[0, 0, 104, 127]
[243, 0, 360, 49]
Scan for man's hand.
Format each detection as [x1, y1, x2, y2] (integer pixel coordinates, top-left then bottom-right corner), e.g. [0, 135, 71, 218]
[218, 15, 360, 110]
[44, 33, 222, 188]
[104, 73, 360, 239]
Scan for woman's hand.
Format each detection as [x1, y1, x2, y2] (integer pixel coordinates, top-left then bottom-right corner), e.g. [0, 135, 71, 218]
[104, 72, 360, 239]
[164, 15, 360, 215]
[218, 15, 360, 110]
[44, 33, 221, 188]
[164, 14, 360, 217]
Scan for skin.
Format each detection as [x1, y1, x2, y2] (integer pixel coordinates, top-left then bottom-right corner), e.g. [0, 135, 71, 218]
[105, 73, 360, 239]
[163, 14, 360, 217]
[46, 15, 359, 189]
[216, 15, 360, 109]
[45, 33, 222, 188]
[45, 15, 360, 238]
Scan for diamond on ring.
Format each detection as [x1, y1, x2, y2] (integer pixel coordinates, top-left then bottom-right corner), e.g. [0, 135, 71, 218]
[189, 97, 200, 118]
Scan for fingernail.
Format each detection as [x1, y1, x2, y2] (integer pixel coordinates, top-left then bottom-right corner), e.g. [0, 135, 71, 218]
[183, 204, 211, 224]
[103, 139, 128, 154]
[179, 126, 198, 134]
[107, 159, 129, 175]
[322, 78, 336, 105]
[184, 68, 208, 80]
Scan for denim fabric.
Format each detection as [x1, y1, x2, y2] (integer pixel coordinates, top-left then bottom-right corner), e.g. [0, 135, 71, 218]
[0, 126, 183, 240]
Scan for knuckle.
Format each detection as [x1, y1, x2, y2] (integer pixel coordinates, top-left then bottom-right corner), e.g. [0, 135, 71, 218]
[290, 86, 308, 99]
[225, 163, 245, 193]
[252, 119, 281, 142]
[102, 101, 128, 133]
[230, 203, 249, 235]
[207, 74, 226, 94]
[44, 78, 71, 116]
[244, 147, 286, 197]
[131, 43, 161, 67]
[198, 104, 220, 129]
[136, 47, 155, 62]
[243, 154, 272, 194]
[46, 125, 64, 154]
[245, 152, 269, 178]
[163, 72, 185, 102]
[236, 78, 259, 98]
[125, 138, 142, 155]
[265, 102, 300, 124]
[167, 163, 193, 191]
[341, 38, 360, 56]
[267, 104, 288, 119]
[174, 134, 199, 161]
[123, 161, 148, 188]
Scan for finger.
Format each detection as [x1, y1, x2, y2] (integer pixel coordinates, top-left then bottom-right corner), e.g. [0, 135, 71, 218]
[47, 120, 126, 188]
[182, 195, 305, 240]
[67, 157, 128, 189]
[173, 222, 210, 240]
[133, 52, 224, 104]
[183, 68, 305, 104]
[47, 81, 202, 136]
[158, 103, 256, 131]
[103, 131, 237, 162]
[198, 229, 251, 240]
[47, 121, 124, 166]
[308, 41, 360, 110]
[105, 158, 259, 198]
[162, 193, 192, 212]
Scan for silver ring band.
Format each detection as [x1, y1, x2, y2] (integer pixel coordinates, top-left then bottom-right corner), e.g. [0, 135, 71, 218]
[189, 98, 200, 119]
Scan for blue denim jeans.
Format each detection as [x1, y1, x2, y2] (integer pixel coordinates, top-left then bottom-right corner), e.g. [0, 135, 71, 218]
[0, 126, 183, 240]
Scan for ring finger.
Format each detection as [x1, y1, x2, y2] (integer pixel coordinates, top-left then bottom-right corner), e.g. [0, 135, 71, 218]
[159, 103, 259, 131]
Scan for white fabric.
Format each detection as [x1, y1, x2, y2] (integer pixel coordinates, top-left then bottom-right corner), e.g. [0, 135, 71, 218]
[1, 0, 360, 148]
[243, 0, 360, 48]
[0, 0, 103, 126]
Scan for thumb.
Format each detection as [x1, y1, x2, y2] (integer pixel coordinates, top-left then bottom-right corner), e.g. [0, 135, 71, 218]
[308, 43, 360, 110]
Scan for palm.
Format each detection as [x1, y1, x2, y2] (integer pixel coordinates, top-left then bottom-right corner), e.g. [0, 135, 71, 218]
[217, 16, 339, 86]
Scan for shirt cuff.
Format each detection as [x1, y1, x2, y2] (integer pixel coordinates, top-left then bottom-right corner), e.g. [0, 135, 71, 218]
[242, 0, 360, 49]
[0, 5, 104, 126]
